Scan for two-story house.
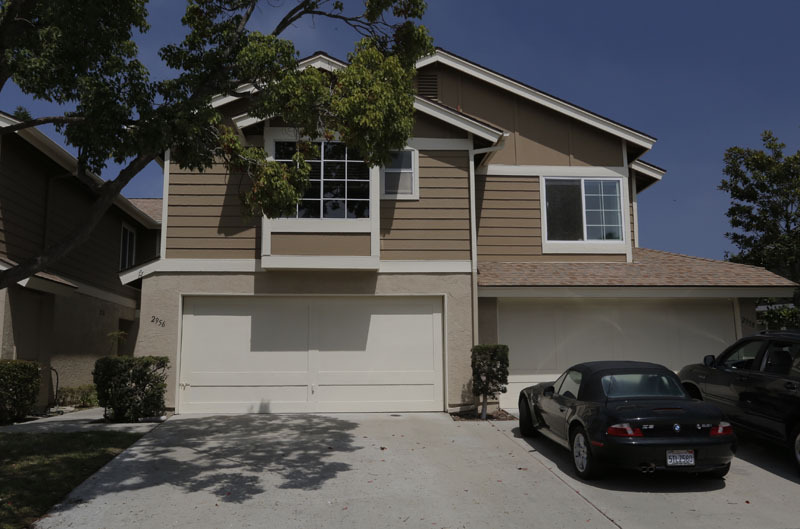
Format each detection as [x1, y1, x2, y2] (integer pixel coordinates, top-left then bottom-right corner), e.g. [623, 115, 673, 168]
[0, 111, 160, 408]
[122, 50, 795, 413]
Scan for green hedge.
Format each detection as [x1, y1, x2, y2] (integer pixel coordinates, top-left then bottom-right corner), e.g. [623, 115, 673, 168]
[471, 344, 510, 420]
[0, 360, 40, 424]
[56, 384, 99, 408]
[93, 356, 169, 422]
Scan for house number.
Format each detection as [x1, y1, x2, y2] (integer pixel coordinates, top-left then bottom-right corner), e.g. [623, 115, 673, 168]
[151, 316, 166, 327]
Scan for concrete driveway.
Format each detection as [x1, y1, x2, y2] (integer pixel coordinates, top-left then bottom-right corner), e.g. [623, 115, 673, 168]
[35, 413, 799, 529]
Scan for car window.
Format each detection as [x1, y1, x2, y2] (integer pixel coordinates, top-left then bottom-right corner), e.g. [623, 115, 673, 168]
[720, 340, 765, 370]
[551, 372, 568, 394]
[558, 370, 582, 400]
[601, 373, 686, 399]
[761, 341, 800, 377]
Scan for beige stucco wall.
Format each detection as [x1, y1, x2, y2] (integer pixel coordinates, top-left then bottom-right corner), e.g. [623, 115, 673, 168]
[478, 297, 498, 344]
[135, 271, 474, 410]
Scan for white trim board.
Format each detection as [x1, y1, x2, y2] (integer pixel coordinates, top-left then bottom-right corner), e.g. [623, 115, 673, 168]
[479, 286, 797, 299]
[630, 160, 665, 180]
[416, 49, 656, 150]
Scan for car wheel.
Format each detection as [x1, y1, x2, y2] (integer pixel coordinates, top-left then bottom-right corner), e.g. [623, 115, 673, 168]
[570, 426, 598, 480]
[518, 397, 537, 438]
[704, 462, 730, 479]
[791, 424, 800, 474]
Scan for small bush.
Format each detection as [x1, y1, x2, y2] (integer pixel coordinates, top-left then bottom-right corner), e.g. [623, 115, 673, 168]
[93, 356, 169, 422]
[0, 360, 40, 424]
[471, 344, 510, 420]
[56, 385, 99, 408]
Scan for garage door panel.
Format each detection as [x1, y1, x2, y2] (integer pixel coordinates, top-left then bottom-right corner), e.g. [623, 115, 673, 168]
[179, 295, 443, 413]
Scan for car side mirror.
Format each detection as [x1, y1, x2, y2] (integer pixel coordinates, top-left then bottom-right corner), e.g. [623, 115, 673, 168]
[703, 355, 716, 368]
[543, 385, 555, 397]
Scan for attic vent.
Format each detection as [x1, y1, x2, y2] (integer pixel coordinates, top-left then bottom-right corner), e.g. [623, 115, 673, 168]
[416, 72, 438, 100]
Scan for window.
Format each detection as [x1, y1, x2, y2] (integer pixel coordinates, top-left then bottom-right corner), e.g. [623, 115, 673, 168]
[601, 373, 686, 399]
[274, 141, 370, 219]
[544, 178, 623, 242]
[557, 370, 583, 400]
[120, 224, 136, 270]
[381, 149, 418, 200]
[761, 341, 800, 376]
[720, 339, 765, 370]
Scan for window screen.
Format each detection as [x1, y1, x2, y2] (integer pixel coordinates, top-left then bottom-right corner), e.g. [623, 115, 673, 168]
[545, 179, 583, 241]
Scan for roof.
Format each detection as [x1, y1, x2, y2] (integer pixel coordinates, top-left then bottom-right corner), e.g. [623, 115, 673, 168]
[0, 257, 77, 289]
[127, 198, 163, 223]
[0, 112, 160, 230]
[417, 48, 656, 150]
[478, 248, 798, 289]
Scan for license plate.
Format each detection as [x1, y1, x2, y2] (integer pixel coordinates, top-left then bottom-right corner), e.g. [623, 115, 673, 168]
[666, 449, 695, 467]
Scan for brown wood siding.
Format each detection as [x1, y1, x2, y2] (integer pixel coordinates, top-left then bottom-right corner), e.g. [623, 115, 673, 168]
[0, 135, 140, 299]
[271, 233, 371, 256]
[412, 113, 467, 138]
[421, 64, 624, 167]
[166, 162, 259, 259]
[380, 150, 471, 260]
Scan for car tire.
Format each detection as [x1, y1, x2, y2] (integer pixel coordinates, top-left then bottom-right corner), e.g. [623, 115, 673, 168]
[570, 426, 599, 480]
[518, 397, 537, 438]
[704, 462, 730, 479]
[791, 424, 800, 474]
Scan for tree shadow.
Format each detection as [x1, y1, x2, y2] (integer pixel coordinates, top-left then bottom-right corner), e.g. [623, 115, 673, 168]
[510, 426, 726, 493]
[52, 413, 361, 513]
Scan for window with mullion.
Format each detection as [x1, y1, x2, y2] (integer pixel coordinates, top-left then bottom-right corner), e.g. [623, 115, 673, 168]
[544, 177, 623, 242]
[274, 141, 369, 219]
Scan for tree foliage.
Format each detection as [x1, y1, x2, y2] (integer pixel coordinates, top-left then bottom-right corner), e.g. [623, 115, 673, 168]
[0, 0, 432, 288]
[471, 344, 509, 420]
[721, 131, 800, 327]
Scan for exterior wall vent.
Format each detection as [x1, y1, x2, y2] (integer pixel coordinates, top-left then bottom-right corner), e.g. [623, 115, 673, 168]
[415, 72, 438, 101]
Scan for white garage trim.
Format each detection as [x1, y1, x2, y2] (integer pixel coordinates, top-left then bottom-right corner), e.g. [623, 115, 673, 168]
[176, 293, 447, 414]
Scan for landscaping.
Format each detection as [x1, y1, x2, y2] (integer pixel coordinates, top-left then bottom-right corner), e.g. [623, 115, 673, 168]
[0, 431, 142, 529]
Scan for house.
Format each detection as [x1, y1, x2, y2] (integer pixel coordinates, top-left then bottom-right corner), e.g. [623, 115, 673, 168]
[121, 49, 796, 413]
[0, 112, 160, 409]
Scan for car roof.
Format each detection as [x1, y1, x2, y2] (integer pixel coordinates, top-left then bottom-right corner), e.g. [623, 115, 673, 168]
[570, 361, 670, 375]
[756, 330, 800, 339]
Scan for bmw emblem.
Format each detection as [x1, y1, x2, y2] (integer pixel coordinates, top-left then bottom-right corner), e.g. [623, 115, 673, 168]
[673, 424, 681, 433]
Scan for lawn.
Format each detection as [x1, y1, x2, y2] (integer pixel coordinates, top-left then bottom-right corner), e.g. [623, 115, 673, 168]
[0, 431, 142, 529]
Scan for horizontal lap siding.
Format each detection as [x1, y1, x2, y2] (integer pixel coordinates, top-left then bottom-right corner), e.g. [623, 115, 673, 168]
[476, 175, 542, 261]
[271, 233, 371, 256]
[380, 150, 471, 260]
[166, 163, 259, 259]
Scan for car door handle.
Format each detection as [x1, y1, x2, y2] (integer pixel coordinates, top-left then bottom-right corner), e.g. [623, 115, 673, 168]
[559, 406, 567, 413]
[697, 375, 707, 381]
[786, 382, 799, 391]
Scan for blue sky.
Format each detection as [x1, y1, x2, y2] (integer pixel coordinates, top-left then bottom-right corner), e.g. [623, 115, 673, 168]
[4, 0, 800, 260]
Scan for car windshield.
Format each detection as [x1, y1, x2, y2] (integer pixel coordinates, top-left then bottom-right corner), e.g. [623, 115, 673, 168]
[601, 373, 686, 399]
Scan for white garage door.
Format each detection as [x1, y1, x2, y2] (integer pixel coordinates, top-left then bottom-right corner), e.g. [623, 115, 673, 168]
[497, 298, 737, 408]
[179, 296, 443, 413]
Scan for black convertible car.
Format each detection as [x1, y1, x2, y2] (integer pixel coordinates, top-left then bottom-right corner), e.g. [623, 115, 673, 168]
[518, 361, 736, 479]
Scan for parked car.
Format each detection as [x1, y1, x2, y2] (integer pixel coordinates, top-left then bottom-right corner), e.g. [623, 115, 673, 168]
[518, 361, 736, 479]
[679, 331, 800, 473]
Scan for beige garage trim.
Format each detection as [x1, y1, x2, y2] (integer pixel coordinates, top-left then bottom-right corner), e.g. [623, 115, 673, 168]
[496, 297, 738, 409]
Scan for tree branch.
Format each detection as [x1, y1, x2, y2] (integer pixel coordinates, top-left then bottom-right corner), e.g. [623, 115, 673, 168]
[0, 115, 86, 135]
[271, 0, 317, 36]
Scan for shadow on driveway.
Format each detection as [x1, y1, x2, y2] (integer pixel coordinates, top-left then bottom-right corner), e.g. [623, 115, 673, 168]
[509, 426, 726, 493]
[733, 433, 799, 484]
[57, 414, 360, 513]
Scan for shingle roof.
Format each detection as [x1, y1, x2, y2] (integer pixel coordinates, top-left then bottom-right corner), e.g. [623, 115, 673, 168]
[477, 248, 797, 288]
[128, 198, 162, 223]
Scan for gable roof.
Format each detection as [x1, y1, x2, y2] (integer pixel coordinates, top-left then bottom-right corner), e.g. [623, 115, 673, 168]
[417, 48, 656, 152]
[0, 112, 160, 230]
[127, 198, 163, 223]
[478, 248, 797, 291]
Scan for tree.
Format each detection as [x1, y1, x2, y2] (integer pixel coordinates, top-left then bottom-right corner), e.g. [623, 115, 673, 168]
[0, 0, 432, 289]
[720, 130, 800, 327]
[471, 344, 509, 420]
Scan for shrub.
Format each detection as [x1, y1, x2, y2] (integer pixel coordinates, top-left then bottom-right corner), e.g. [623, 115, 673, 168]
[56, 384, 99, 408]
[93, 356, 169, 422]
[0, 360, 40, 424]
[471, 344, 510, 420]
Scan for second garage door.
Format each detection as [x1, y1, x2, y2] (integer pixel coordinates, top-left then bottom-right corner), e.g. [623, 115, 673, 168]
[178, 296, 443, 413]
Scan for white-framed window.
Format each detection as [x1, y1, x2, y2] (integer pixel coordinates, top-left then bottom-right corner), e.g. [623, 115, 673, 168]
[381, 148, 419, 200]
[120, 224, 136, 270]
[540, 176, 626, 253]
[273, 140, 370, 219]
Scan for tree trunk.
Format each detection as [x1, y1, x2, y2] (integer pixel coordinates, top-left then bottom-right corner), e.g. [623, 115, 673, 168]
[481, 394, 488, 420]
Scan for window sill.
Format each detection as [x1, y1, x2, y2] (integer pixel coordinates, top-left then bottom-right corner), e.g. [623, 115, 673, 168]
[541, 240, 627, 254]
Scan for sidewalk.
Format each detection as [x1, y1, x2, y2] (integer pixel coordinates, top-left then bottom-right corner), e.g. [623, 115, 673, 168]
[0, 408, 161, 434]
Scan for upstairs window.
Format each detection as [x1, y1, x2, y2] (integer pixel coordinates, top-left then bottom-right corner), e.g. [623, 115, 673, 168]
[274, 141, 369, 219]
[544, 178, 623, 242]
[381, 149, 418, 200]
[120, 224, 136, 270]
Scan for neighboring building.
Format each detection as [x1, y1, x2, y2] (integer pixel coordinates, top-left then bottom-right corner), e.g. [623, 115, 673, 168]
[122, 50, 796, 413]
[0, 112, 160, 409]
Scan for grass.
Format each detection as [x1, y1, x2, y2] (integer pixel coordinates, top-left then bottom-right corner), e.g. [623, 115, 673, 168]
[0, 431, 142, 529]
